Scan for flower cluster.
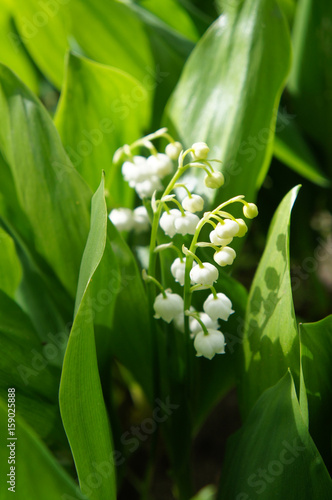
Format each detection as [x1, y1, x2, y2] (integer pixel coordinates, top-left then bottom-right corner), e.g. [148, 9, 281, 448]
[112, 129, 258, 360]
[109, 206, 150, 233]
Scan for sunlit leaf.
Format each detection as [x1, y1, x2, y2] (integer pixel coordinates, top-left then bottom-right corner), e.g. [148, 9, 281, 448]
[55, 52, 149, 205]
[12, 0, 70, 88]
[60, 178, 116, 500]
[167, 0, 291, 208]
[0, 64, 92, 297]
[237, 185, 300, 417]
[218, 371, 332, 499]
[0, 226, 22, 297]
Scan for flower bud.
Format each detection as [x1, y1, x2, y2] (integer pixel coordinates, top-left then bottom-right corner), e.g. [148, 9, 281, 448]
[243, 203, 258, 219]
[215, 219, 239, 239]
[203, 293, 234, 321]
[165, 141, 182, 160]
[235, 218, 248, 237]
[204, 172, 224, 189]
[213, 246, 236, 266]
[182, 194, 204, 213]
[147, 153, 173, 178]
[160, 209, 182, 237]
[194, 329, 225, 359]
[153, 291, 184, 323]
[192, 142, 210, 159]
[190, 262, 219, 286]
[109, 208, 133, 232]
[209, 229, 233, 247]
[174, 211, 200, 236]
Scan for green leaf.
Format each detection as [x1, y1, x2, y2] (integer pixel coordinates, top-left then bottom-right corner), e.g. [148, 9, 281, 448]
[0, 3, 39, 93]
[59, 177, 116, 500]
[0, 64, 92, 297]
[107, 222, 154, 402]
[288, 0, 332, 166]
[0, 290, 61, 440]
[68, 0, 153, 94]
[0, 226, 22, 297]
[126, 2, 195, 122]
[138, 0, 199, 42]
[55, 52, 149, 205]
[217, 371, 332, 500]
[12, 0, 70, 88]
[166, 0, 292, 206]
[274, 112, 329, 187]
[237, 185, 300, 417]
[300, 316, 332, 470]
[0, 398, 87, 500]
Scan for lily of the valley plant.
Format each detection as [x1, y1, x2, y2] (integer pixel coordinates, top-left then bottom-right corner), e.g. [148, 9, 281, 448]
[110, 129, 258, 360]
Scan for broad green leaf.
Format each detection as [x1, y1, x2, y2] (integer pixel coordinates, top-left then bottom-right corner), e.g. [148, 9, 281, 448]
[300, 316, 332, 470]
[274, 112, 329, 187]
[238, 186, 300, 417]
[60, 178, 116, 500]
[107, 222, 154, 402]
[166, 0, 291, 206]
[126, 2, 195, 122]
[0, 64, 92, 297]
[138, 0, 200, 42]
[0, 398, 87, 500]
[218, 371, 332, 499]
[68, 0, 153, 95]
[12, 0, 70, 88]
[0, 290, 61, 440]
[288, 0, 332, 166]
[0, 3, 39, 93]
[55, 53, 149, 205]
[0, 226, 21, 297]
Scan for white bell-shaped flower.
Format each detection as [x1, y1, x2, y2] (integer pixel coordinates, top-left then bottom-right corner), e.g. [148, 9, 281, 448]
[243, 203, 258, 219]
[194, 329, 226, 359]
[165, 141, 182, 160]
[170, 258, 197, 286]
[182, 194, 204, 213]
[174, 211, 200, 236]
[190, 262, 219, 286]
[190, 312, 219, 336]
[235, 218, 248, 237]
[153, 291, 184, 323]
[122, 156, 149, 185]
[135, 176, 163, 199]
[133, 206, 150, 232]
[109, 208, 133, 232]
[204, 171, 224, 189]
[192, 142, 210, 160]
[215, 219, 239, 239]
[170, 257, 186, 285]
[209, 229, 233, 247]
[147, 153, 173, 179]
[160, 209, 182, 237]
[213, 246, 236, 266]
[203, 293, 234, 321]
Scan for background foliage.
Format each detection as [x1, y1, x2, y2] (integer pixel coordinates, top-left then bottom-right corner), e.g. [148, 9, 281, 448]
[0, 0, 332, 499]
